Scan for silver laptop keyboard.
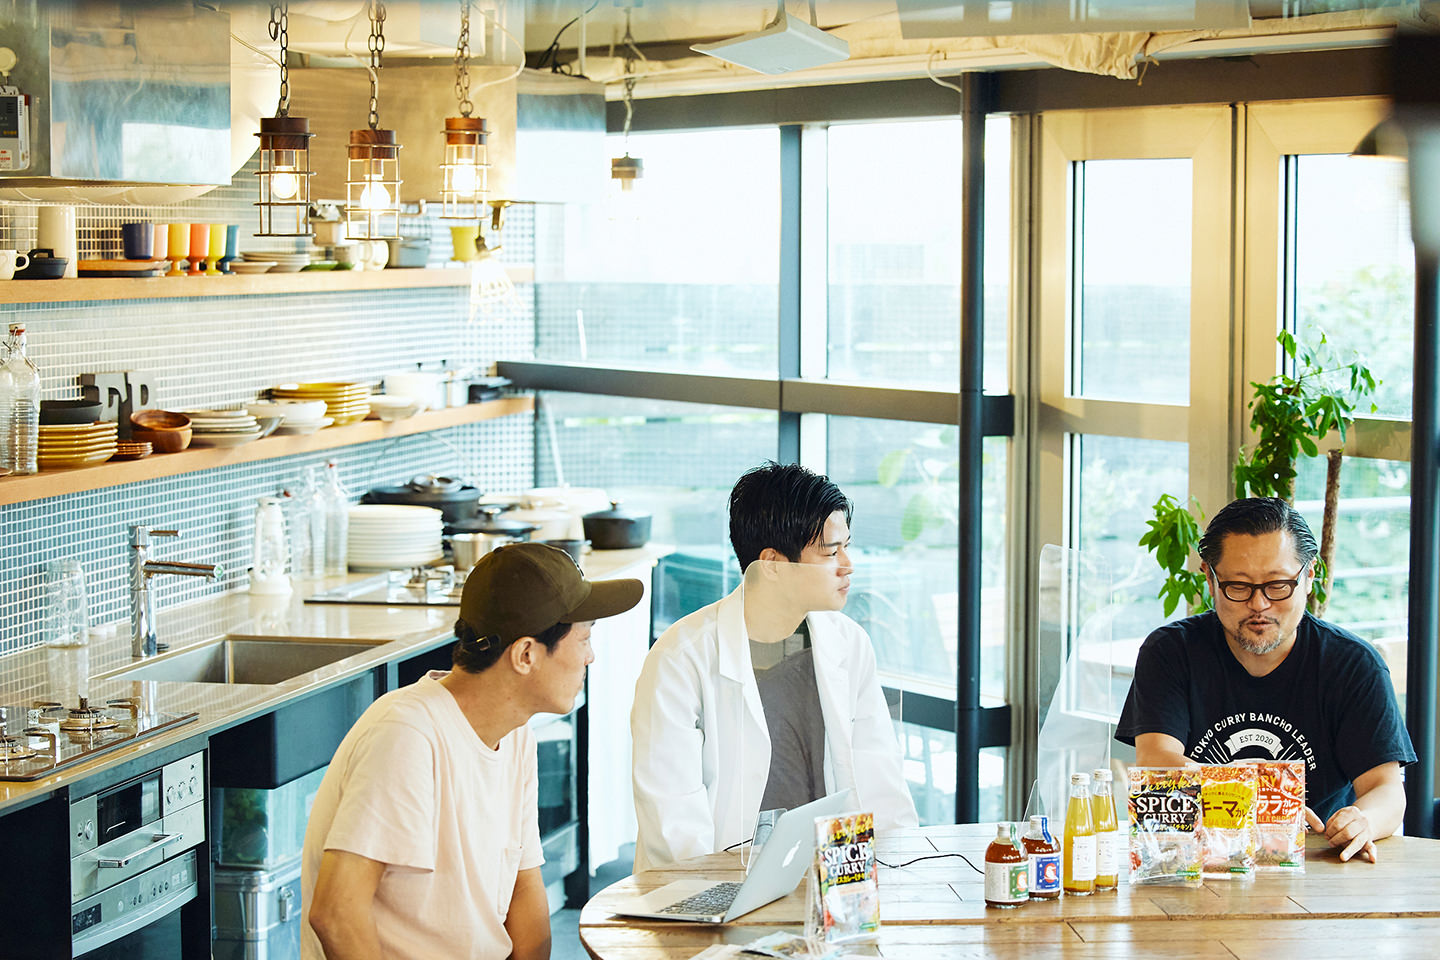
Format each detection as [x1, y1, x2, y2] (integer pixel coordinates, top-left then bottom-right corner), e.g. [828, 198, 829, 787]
[658, 881, 745, 916]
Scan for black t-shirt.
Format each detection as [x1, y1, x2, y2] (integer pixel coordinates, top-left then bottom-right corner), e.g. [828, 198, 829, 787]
[1116, 612, 1415, 821]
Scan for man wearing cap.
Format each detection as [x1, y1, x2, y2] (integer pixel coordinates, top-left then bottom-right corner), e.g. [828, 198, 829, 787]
[303, 543, 642, 960]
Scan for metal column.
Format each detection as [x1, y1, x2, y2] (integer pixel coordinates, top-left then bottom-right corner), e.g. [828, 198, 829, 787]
[956, 73, 990, 824]
[1405, 250, 1438, 839]
[778, 123, 803, 463]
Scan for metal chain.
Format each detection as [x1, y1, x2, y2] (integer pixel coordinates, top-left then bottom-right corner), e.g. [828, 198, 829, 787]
[367, 1, 386, 129]
[453, 0, 473, 117]
[269, 2, 290, 117]
[621, 9, 637, 145]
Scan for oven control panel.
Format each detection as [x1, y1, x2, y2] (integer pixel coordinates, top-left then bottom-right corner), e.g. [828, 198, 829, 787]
[162, 751, 204, 816]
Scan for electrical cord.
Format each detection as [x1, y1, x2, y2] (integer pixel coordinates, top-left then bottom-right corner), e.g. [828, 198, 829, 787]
[721, 839, 984, 875]
[537, 0, 601, 75]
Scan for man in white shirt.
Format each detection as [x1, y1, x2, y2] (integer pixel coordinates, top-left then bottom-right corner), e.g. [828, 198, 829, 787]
[630, 462, 917, 870]
[303, 543, 642, 960]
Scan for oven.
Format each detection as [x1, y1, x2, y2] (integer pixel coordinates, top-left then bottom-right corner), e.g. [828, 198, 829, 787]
[68, 751, 206, 958]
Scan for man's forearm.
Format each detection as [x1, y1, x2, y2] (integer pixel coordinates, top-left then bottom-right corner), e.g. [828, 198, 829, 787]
[1353, 777, 1406, 841]
[313, 918, 384, 960]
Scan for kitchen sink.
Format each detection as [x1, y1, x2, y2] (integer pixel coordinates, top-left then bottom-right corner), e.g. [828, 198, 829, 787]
[110, 639, 381, 685]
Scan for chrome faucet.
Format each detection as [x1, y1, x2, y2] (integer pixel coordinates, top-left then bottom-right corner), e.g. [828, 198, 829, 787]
[129, 525, 222, 659]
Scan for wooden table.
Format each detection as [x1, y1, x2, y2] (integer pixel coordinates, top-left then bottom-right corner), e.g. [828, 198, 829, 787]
[579, 825, 1440, 959]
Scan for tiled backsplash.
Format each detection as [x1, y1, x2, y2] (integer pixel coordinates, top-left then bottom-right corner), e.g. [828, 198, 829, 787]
[0, 162, 538, 655]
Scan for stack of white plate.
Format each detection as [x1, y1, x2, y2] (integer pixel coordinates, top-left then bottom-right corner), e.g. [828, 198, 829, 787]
[347, 504, 445, 570]
[182, 409, 263, 448]
[247, 399, 333, 435]
[241, 250, 311, 273]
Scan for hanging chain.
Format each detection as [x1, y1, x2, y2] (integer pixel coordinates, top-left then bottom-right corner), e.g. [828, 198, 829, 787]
[621, 9, 638, 147]
[367, 1, 386, 129]
[269, 2, 290, 116]
[453, 0, 473, 117]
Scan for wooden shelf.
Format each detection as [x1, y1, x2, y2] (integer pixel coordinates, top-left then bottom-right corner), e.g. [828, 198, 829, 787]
[0, 397, 533, 506]
[0, 265, 534, 304]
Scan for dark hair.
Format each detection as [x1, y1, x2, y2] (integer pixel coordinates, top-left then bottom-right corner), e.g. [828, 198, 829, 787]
[1197, 497, 1319, 570]
[728, 461, 852, 572]
[451, 617, 572, 674]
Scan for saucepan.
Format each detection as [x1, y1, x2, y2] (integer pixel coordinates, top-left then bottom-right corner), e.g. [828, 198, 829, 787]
[449, 532, 519, 572]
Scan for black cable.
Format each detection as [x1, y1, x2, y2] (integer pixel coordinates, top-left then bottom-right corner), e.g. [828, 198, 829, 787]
[723, 837, 753, 852]
[876, 852, 986, 874]
[537, 0, 601, 74]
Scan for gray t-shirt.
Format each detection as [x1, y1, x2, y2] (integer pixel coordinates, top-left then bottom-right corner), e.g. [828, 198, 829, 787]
[750, 620, 826, 813]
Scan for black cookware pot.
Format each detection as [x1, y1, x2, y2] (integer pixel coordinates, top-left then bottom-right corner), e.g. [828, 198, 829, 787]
[15, 248, 68, 280]
[363, 475, 484, 524]
[582, 500, 652, 550]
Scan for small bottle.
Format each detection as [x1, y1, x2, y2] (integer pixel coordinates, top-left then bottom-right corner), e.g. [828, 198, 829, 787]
[250, 496, 292, 596]
[984, 822, 1028, 908]
[1022, 815, 1062, 900]
[0, 323, 40, 475]
[320, 460, 350, 576]
[1091, 769, 1120, 891]
[1063, 772, 1097, 896]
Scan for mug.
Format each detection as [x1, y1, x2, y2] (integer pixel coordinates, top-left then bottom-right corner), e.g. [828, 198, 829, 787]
[450, 225, 480, 262]
[0, 249, 30, 280]
[121, 222, 153, 260]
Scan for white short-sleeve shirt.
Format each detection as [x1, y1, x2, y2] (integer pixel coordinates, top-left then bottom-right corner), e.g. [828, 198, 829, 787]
[301, 671, 544, 959]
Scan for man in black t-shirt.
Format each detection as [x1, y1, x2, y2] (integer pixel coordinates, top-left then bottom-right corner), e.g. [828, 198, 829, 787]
[1117, 497, 1414, 863]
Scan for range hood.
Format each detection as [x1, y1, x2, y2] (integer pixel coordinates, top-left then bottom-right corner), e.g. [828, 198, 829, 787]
[0, 4, 231, 190]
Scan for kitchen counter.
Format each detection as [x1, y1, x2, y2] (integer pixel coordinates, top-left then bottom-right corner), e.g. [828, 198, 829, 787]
[0, 544, 671, 814]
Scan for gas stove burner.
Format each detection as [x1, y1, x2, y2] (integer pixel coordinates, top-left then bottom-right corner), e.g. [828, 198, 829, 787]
[0, 735, 38, 762]
[54, 698, 120, 733]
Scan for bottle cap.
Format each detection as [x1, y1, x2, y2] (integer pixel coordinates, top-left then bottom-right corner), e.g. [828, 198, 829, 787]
[1093, 768, 1112, 781]
[1071, 772, 1091, 784]
[995, 822, 1009, 836]
[1030, 814, 1047, 827]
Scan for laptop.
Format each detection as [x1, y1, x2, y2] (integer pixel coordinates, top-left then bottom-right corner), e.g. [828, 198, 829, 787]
[612, 790, 858, 923]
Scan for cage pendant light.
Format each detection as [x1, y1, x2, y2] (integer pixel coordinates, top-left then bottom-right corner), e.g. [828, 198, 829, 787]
[346, 1, 402, 240]
[255, 3, 315, 237]
[441, 1, 489, 221]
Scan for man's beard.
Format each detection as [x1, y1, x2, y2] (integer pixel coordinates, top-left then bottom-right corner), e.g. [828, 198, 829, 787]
[1231, 618, 1286, 656]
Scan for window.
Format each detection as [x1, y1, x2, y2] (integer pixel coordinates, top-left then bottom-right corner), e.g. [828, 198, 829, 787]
[533, 128, 781, 375]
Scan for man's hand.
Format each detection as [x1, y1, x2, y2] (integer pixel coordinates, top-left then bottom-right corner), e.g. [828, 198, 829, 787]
[1305, 805, 1377, 863]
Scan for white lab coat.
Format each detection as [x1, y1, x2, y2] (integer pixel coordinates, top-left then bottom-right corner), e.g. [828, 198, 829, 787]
[630, 585, 919, 871]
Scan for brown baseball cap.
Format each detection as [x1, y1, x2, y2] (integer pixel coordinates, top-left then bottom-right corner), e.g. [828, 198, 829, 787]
[459, 542, 643, 644]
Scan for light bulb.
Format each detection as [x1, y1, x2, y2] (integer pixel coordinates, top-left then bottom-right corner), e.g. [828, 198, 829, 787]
[451, 163, 478, 198]
[359, 175, 391, 211]
[270, 166, 300, 201]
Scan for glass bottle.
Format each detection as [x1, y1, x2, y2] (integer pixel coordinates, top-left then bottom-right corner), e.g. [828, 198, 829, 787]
[1092, 768, 1120, 891]
[1022, 814, 1062, 900]
[287, 467, 326, 579]
[1063, 772, 1097, 896]
[250, 496, 292, 595]
[984, 822, 1028, 908]
[320, 460, 350, 576]
[0, 323, 40, 475]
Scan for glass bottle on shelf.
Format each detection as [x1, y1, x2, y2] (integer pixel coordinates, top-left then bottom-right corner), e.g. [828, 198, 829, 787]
[1092, 768, 1121, 891]
[1063, 772, 1097, 896]
[320, 460, 350, 576]
[0, 323, 40, 475]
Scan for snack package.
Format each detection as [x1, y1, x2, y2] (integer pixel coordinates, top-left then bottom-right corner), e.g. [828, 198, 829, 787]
[1199, 765, 1258, 879]
[1127, 767, 1203, 885]
[809, 812, 880, 944]
[740, 932, 840, 959]
[1253, 760, 1307, 872]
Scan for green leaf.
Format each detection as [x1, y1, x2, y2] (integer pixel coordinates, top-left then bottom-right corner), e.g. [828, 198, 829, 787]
[877, 450, 908, 487]
[900, 494, 929, 541]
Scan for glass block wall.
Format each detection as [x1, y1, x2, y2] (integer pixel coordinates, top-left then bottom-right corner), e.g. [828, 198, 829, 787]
[0, 166, 536, 655]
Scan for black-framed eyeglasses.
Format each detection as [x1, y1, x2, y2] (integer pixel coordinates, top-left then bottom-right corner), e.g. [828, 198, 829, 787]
[1212, 566, 1307, 603]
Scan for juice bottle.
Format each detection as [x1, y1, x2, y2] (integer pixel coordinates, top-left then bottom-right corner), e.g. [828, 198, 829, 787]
[1063, 772, 1096, 896]
[984, 822, 1029, 908]
[1091, 768, 1120, 891]
[1021, 814, 1062, 900]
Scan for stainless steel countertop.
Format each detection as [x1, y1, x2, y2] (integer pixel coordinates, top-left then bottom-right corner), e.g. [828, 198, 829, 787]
[0, 544, 671, 814]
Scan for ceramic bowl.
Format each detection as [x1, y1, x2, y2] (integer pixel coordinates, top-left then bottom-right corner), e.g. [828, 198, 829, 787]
[131, 425, 192, 452]
[131, 409, 191, 431]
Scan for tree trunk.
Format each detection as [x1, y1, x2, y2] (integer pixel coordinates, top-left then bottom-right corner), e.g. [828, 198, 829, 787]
[1315, 448, 1343, 617]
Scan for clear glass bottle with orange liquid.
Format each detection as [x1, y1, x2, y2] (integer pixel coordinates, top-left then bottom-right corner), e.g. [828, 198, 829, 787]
[1063, 772, 1096, 896]
[984, 822, 1029, 908]
[1022, 814, 1062, 900]
[1091, 768, 1120, 891]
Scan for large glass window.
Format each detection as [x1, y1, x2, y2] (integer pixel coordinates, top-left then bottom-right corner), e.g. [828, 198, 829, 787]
[825, 116, 1011, 392]
[1291, 155, 1413, 419]
[533, 128, 781, 374]
[1074, 158, 1192, 404]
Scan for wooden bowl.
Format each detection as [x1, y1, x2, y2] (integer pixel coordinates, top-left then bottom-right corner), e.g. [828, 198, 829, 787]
[131, 425, 192, 453]
[131, 409, 191, 431]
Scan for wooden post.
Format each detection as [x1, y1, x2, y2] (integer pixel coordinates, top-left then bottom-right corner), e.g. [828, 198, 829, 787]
[1315, 448, 1342, 617]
